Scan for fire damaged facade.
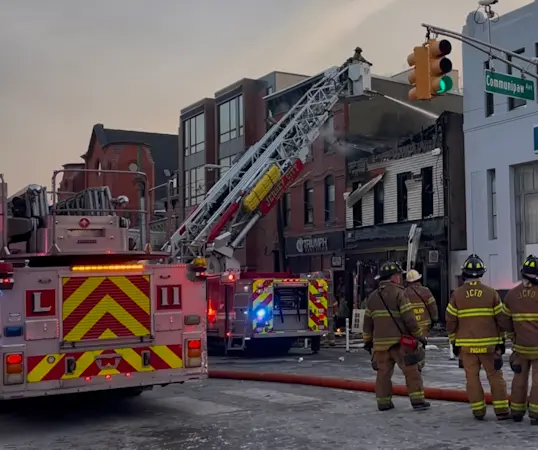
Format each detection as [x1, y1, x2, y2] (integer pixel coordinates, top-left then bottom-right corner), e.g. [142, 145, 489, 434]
[344, 112, 466, 315]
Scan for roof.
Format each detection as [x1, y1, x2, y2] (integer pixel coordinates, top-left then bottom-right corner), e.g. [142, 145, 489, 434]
[264, 69, 329, 102]
[85, 124, 178, 188]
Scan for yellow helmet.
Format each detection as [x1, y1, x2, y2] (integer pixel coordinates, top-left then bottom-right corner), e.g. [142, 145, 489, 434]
[406, 269, 422, 283]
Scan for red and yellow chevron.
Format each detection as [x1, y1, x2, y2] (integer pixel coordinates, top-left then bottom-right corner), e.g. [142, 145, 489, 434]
[252, 279, 274, 333]
[26, 344, 182, 383]
[308, 279, 328, 331]
[62, 275, 151, 342]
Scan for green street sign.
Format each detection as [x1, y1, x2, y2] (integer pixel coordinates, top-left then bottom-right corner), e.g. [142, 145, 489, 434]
[485, 70, 535, 101]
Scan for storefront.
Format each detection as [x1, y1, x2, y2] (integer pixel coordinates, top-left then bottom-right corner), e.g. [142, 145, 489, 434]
[285, 231, 345, 274]
[345, 218, 448, 314]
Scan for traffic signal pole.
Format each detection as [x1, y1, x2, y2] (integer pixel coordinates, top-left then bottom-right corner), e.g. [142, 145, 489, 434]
[421, 23, 538, 82]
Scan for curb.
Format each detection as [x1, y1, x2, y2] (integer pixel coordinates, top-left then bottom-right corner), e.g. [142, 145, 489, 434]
[208, 370, 495, 404]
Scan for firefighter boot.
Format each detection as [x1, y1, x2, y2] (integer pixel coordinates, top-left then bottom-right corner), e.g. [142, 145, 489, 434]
[412, 401, 431, 411]
[378, 402, 395, 412]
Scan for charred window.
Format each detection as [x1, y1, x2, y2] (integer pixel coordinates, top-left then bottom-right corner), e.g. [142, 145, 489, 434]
[373, 181, 384, 225]
[397, 172, 411, 222]
[421, 166, 434, 218]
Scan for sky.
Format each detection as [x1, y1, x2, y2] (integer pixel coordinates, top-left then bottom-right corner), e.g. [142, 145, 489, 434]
[0, 0, 533, 191]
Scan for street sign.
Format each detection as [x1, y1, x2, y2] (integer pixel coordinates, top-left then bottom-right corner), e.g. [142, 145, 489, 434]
[485, 70, 535, 101]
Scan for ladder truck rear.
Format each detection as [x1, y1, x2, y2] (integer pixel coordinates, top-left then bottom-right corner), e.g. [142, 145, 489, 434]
[162, 48, 373, 355]
[0, 169, 207, 400]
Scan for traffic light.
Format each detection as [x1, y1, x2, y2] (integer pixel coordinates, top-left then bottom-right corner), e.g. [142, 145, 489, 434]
[428, 39, 453, 96]
[407, 46, 431, 101]
[407, 40, 454, 101]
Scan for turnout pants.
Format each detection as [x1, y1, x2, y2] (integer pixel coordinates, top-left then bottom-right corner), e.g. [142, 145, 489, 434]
[373, 347, 425, 408]
[461, 351, 509, 418]
[510, 353, 538, 419]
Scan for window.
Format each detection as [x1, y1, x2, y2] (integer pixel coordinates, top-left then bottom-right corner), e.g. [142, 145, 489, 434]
[421, 167, 434, 218]
[525, 193, 538, 244]
[352, 182, 362, 227]
[304, 180, 314, 224]
[219, 95, 244, 143]
[324, 176, 335, 222]
[323, 118, 334, 154]
[397, 172, 411, 222]
[508, 48, 526, 110]
[488, 169, 497, 240]
[184, 114, 205, 156]
[373, 182, 384, 225]
[282, 192, 291, 228]
[484, 61, 494, 117]
[218, 156, 232, 179]
[184, 165, 206, 206]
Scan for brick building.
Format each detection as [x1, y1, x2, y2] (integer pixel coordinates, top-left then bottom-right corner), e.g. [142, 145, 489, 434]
[59, 124, 179, 226]
[177, 71, 309, 271]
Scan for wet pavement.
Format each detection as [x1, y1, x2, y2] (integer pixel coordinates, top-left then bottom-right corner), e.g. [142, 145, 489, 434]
[0, 346, 535, 450]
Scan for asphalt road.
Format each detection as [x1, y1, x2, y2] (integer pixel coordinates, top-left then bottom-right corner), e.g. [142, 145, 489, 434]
[0, 346, 535, 450]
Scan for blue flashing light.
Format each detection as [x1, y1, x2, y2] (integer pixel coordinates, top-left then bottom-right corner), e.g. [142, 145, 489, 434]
[4, 326, 23, 337]
[256, 308, 266, 321]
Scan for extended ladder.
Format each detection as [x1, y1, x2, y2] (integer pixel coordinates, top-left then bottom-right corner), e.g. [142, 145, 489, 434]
[8, 184, 49, 219]
[163, 49, 372, 269]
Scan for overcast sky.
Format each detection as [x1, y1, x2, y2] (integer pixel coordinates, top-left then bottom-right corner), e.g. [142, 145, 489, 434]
[0, 0, 532, 191]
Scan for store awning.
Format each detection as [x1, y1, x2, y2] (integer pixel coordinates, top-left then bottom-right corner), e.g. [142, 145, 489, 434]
[346, 173, 384, 208]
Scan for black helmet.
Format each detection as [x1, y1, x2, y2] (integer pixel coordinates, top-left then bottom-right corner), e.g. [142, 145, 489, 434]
[461, 254, 486, 279]
[521, 255, 538, 282]
[379, 261, 403, 280]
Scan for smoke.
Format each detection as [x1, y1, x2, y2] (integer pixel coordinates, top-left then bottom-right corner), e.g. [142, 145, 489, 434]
[318, 117, 357, 156]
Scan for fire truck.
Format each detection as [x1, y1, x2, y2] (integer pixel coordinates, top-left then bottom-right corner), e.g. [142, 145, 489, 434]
[0, 171, 207, 400]
[161, 48, 373, 355]
[206, 272, 328, 355]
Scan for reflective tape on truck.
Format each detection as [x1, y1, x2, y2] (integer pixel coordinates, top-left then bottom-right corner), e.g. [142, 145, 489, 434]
[307, 279, 329, 331]
[251, 279, 274, 333]
[26, 345, 183, 382]
[61, 274, 151, 342]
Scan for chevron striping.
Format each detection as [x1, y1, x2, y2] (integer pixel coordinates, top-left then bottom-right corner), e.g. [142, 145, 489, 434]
[63, 296, 150, 341]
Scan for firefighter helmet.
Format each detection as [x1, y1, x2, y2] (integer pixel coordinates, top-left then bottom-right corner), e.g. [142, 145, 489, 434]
[406, 269, 422, 283]
[379, 261, 403, 280]
[521, 254, 538, 282]
[461, 254, 486, 279]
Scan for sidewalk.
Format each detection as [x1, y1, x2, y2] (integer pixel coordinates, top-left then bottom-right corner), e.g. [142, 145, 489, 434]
[323, 336, 452, 348]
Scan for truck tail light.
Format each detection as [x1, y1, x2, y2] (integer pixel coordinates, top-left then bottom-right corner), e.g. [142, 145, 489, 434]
[4, 353, 24, 385]
[0, 262, 14, 290]
[185, 339, 202, 368]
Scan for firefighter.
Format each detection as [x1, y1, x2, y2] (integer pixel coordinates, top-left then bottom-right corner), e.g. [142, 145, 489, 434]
[503, 254, 538, 424]
[445, 254, 510, 421]
[405, 269, 439, 371]
[363, 261, 430, 412]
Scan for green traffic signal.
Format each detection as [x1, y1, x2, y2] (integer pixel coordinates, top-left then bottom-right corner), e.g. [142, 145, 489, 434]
[437, 76, 454, 94]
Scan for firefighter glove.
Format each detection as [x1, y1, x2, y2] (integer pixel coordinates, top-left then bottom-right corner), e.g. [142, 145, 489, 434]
[494, 356, 503, 371]
[452, 344, 460, 356]
[363, 341, 373, 353]
[417, 336, 427, 347]
[496, 342, 506, 355]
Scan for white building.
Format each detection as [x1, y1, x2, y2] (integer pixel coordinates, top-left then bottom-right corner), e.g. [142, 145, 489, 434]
[462, 2, 538, 292]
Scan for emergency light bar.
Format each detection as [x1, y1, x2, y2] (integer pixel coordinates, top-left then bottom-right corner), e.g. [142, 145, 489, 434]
[71, 264, 144, 272]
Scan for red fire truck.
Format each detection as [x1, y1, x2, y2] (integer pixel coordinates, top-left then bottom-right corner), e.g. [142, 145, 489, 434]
[206, 272, 328, 355]
[0, 170, 207, 400]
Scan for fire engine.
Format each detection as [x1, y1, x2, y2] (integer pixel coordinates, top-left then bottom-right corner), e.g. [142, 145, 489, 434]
[206, 272, 328, 354]
[160, 48, 373, 355]
[0, 171, 207, 400]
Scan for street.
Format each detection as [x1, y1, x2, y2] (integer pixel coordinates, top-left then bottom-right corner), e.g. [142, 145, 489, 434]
[1, 346, 537, 450]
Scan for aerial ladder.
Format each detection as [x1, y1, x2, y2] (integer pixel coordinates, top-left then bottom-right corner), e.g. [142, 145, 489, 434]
[162, 48, 373, 274]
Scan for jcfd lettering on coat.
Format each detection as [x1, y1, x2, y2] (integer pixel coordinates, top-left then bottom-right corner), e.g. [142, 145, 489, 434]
[518, 289, 536, 299]
[465, 289, 483, 298]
